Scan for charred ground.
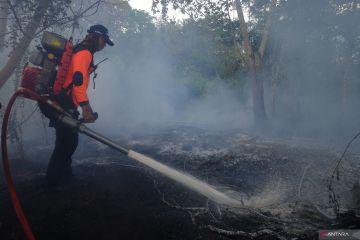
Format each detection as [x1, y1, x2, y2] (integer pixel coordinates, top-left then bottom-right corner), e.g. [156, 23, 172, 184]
[1, 126, 359, 240]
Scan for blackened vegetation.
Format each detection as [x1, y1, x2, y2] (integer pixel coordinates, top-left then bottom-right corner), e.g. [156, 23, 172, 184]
[1, 126, 359, 240]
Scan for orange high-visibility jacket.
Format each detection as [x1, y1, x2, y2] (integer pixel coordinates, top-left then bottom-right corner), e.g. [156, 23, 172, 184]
[63, 49, 93, 107]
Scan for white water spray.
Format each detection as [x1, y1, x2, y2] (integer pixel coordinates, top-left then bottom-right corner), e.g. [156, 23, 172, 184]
[128, 150, 243, 207]
[78, 121, 243, 208]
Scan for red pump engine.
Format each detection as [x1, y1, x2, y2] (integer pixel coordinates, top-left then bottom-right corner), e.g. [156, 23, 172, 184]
[20, 32, 73, 96]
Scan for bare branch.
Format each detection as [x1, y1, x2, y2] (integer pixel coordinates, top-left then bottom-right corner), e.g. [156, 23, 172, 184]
[6, 0, 24, 34]
[102, 0, 129, 6]
[77, 0, 103, 18]
[0, 28, 21, 38]
[69, 5, 76, 16]
[226, 0, 244, 63]
[34, 0, 105, 36]
[80, 0, 84, 12]
[81, 0, 102, 18]
[258, 0, 276, 60]
[298, 165, 310, 198]
[234, 0, 254, 66]
[153, 179, 207, 211]
[203, 225, 287, 239]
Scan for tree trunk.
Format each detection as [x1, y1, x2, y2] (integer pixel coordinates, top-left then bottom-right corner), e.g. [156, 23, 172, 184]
[271, 37, 283, 118]
[234, 0, 275, 124]
[271, 61, 280, 117]
[0, 1, 8, 51]
[0, 0, 50, 89]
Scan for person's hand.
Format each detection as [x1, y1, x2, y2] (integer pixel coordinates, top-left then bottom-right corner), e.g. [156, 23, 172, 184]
[81, 105, 96, 123]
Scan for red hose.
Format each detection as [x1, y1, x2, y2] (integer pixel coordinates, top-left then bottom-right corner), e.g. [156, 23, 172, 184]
[1, 88, 47, 240]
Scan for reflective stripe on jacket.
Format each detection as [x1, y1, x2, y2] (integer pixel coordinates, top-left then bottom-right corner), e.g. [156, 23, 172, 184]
[63, 49, 93, 107]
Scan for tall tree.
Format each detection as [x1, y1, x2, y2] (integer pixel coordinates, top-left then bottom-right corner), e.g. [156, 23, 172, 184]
[234, 0, 276, 123]
[152, 0, 277, 124]
[334, 1, 360, 108]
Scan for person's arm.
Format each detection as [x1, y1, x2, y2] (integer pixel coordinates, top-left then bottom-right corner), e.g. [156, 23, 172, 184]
[71, 50, 96, 122]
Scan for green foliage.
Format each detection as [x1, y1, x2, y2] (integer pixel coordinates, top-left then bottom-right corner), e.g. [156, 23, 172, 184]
[116, 0, 360, 111]
[166, 16, 245, 96]
[109, 8, 247, 98]
[152, 0, 232, 20]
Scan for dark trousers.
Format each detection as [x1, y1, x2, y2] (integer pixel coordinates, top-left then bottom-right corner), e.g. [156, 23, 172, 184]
[38, 101, 79, 187]
[45, 122, 79, 187]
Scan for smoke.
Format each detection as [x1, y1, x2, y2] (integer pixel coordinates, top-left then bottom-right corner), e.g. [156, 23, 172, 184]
[240, 179, 289, 209]
[88, 30, 252, 135]
[264, 1, 360, 147]
[4, 1, 360, 152]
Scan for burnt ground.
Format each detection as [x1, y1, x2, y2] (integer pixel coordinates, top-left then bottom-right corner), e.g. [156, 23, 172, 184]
[1, 125, 360, 240]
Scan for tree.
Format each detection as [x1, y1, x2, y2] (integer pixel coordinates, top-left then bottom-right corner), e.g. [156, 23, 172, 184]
[333, 1, 360, 108]
[152, 0, 277, 124]
[234, 0, 276, 124]
[0, 0, 51, 89]
[156, 16, 243, 97]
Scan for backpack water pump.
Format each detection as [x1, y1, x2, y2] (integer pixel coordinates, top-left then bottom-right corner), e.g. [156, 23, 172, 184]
[21, 31, 74, 96]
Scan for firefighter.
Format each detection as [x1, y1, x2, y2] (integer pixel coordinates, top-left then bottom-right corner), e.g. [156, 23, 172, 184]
[43, 24, 114, 191]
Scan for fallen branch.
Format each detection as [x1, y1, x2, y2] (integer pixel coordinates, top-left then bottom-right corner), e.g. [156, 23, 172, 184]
[153, 179, 206, 211]
[203, 225, 286, 240]
[298, 165, 310, 198]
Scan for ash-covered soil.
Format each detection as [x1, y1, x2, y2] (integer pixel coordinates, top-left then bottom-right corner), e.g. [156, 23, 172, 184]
[1, 125, 359, 240]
